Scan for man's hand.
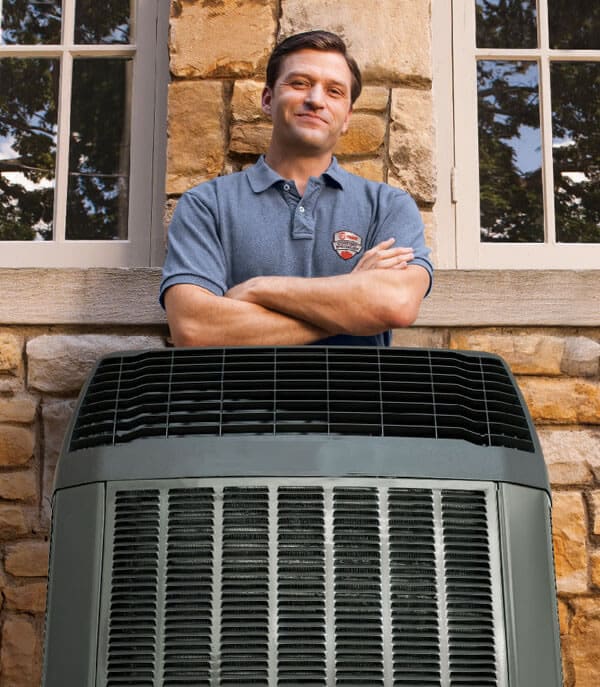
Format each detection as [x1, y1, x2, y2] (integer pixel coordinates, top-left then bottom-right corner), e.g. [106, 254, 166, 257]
[353, 238, 414, 271]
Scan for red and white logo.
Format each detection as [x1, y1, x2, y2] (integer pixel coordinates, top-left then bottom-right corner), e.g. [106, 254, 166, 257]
[332, 230, 363, 260]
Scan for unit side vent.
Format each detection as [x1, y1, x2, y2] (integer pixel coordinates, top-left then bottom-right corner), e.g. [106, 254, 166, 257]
[101, 480, 503, 687]
[70, 348, 534, 452]
[106, 490, 160, 686]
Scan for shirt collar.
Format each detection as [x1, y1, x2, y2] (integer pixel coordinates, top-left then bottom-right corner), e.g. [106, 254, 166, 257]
[246, 155, 346, 193]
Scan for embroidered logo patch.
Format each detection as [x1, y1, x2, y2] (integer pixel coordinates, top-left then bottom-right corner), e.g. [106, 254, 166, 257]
[332, 230, 363, 260]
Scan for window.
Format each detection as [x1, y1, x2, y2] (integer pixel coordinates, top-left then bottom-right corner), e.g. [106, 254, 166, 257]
[450, 0, 600, 268]
[0, 0, 168, 267]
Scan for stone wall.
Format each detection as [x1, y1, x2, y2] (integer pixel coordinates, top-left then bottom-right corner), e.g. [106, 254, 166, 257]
[166, 0, 437, 255]
[0, 326, 598, 684]
[0, 330, 167, 684]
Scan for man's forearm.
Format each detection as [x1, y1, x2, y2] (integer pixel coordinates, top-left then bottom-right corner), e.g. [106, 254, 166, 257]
[165, 284, 333, 346]
[226, 266, 430, 335]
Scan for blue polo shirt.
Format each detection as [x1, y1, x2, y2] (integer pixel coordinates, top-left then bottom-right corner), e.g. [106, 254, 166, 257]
[160, 156, 433, 346]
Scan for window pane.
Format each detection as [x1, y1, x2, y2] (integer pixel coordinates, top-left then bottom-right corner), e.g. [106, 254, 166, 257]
[548, 1, 600, 50]
[0, 0, 62, 45]
[477, 60, 544, 242]
[552, 62, 600, 243]
[66, 58, 131, 240]
[74, 0, 131, 44]
[0, 58, 58, 241]
[475, 0, 537, 49]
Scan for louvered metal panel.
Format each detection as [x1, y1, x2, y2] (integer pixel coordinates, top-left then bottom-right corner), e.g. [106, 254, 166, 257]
[388, 488, 441, 686]
[106, 490, 160, 686]
[69, 348, 534, 453]
[97, 479, 505, 687]
[163, 488, 214, 686]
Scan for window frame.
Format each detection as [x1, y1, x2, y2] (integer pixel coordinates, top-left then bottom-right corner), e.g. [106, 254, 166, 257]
[446, 0, 600, 269]
[0, 0, 168, 267]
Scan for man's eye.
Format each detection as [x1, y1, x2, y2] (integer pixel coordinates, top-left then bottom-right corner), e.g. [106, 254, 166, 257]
[329, 88, 344, 97]
[290, 80, 309, 88]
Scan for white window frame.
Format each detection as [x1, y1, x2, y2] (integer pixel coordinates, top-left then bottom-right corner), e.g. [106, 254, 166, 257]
[0, 0, 168, 267]
[442, 0, 600, 269]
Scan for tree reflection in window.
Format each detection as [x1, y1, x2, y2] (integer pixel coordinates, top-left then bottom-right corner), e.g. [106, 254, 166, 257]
[552, 62, 600, 243]
[0, 0, 62, 45]
[0, 58, 58, 241]
[475, 0, 600, 243]
[477, 60, 544, 242]
[66, 58, 131, 240]
[74, 0, 131, 45]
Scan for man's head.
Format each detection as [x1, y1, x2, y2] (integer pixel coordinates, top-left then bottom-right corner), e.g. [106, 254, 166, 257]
[266, 30, 362, 105]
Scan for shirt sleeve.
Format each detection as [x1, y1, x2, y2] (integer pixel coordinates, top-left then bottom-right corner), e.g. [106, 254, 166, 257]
[369, 187, 434, 297]
[159, 186, 228, 308]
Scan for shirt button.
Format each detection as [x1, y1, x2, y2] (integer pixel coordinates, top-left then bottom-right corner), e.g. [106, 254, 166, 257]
[298, 206, 305, 213]
[283, 183, 290, 191]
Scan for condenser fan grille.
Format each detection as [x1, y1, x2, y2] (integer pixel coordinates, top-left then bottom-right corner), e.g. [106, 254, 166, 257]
[99, 478, 504, 687]
[69, 347, 534, 452]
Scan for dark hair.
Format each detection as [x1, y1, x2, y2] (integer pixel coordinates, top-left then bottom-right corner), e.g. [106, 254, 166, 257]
[266, 30, 362, 105]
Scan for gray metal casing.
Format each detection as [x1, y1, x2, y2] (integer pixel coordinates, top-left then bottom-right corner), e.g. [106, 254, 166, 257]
[42, 348, 563, 686]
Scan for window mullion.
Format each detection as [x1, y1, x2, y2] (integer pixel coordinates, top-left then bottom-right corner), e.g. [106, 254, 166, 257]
[53, 0, 76, 244]
[537, 0, 557, 246]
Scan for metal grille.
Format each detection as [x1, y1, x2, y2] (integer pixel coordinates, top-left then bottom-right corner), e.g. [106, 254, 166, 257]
[100, 479, 505, 687]
[106, 490, 160, 686]
[69, 347, 534, 452]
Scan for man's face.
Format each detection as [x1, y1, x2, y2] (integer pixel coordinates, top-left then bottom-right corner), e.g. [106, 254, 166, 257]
[262, 49, 353, 157]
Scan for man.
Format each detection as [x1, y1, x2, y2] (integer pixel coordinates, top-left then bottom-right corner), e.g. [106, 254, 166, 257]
[160, 30, 432, 346]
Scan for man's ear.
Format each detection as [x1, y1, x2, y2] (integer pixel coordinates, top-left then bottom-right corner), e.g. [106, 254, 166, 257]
[261, 86, 273, 117]
[341, 105, 352, 135]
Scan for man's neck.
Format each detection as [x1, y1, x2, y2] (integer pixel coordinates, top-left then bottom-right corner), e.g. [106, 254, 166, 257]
[264, 149, 333, 196]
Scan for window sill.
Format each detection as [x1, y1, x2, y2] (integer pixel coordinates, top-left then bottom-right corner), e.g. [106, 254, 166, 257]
[0, 268, 598, 327]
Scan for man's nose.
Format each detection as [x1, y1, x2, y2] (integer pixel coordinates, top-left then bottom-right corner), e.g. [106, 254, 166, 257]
[305, 84, 325, 108]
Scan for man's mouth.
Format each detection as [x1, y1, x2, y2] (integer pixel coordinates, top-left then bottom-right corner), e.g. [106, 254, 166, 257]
[296, 112, 327, 124]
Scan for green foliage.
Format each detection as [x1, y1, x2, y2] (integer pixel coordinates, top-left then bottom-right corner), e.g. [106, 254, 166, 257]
[0, 1, 131, 242]
[476, 2, 600, 243]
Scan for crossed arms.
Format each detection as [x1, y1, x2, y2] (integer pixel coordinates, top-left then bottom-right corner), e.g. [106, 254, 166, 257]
[164, 239, 431, 347]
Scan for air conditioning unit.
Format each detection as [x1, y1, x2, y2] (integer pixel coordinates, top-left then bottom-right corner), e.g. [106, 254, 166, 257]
[43, 347, 562, 686]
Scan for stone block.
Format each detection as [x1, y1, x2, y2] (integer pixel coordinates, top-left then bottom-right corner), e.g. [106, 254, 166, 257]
[334, 113, 386, 156]
[4, 541, 49, 578]
[0, 376, 24, 394]
[419, 209, 437, 266]
[43, 399, 77, 468]
[338, 158, 384, 182]
[27, 335, 165, 395]
[552, 492, 588, 594]
[517, 377, 600, 425]
[0, 615, 42, 687]
[389, 87, 435, 204]
[392, 328, 448, 349]
[591, 491, 600, 536]
[0, 471, 37, 502]
[170, 0, 276, 78]
[0, 332, 23, 375]
[0, 505, 28, 539]
[565, 598, 600, 687]
[3, 582, 47, 613]
[354, 87, 389, 112]
[230, 121, 273, 155]
[280, 0, 431, 84]
[0, 394, 38, 424]
[558, 598, 570, 636]
[231, 80, 265, 122]
[450, 331, 565, 375]
[592, 551, 600, 589]
[539, 429, 597, 486]
[562, 336, 600, 377]
[42, 399, 78, 523]
[0, 426, 35, 467]
[167, 80, 225, 195]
